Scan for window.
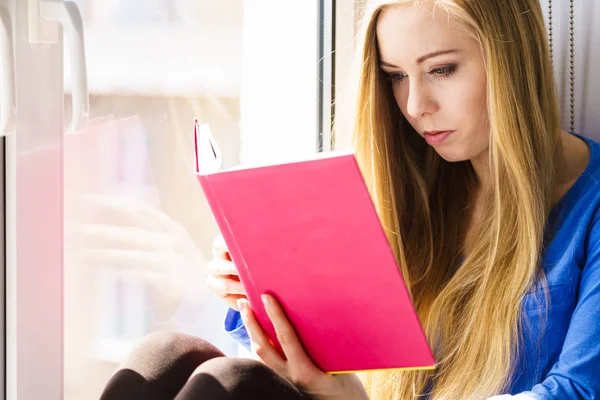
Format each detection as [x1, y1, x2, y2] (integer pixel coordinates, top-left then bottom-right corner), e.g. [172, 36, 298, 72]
[5, 1, 357, 399]
[62, 1, 322, 398]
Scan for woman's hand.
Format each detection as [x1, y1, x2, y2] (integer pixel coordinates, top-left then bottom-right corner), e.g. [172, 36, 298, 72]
[238, 295, 369, 400]
[206, 234, 248, 310]
[66, 194, 209, 311]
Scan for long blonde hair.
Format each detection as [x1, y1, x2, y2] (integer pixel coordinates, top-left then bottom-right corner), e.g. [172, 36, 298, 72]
[346, 1, 562, 398]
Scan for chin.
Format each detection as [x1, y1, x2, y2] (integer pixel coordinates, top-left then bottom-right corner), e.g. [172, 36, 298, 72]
[433, 149, 471, 163]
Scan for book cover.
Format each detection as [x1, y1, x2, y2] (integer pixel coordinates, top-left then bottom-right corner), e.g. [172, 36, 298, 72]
[194, 120, 436, 373]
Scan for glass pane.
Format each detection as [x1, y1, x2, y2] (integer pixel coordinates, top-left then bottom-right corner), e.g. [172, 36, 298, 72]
[63, 1, 318, 398]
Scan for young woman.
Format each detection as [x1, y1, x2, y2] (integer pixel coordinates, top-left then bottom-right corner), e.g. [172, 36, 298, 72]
[100, 1, 600, 399]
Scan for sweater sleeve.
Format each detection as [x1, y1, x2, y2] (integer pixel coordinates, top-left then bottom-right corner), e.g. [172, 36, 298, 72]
[224, 307, 251, 351]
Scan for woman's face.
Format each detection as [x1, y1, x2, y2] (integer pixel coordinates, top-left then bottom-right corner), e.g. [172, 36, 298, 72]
[376, 4, 489, 162]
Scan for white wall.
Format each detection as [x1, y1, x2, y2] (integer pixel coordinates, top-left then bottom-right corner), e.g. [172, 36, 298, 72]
[541, 0, 600, 140]
[239, 1, 320, 164]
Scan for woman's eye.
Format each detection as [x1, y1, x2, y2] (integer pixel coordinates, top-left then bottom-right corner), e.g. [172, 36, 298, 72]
[387, 73, 406, 84]
[385, 65, 457, 84]
[429, 65, 457, 80]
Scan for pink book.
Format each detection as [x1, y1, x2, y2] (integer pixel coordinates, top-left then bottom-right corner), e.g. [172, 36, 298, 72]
[194, 121, 436, 374]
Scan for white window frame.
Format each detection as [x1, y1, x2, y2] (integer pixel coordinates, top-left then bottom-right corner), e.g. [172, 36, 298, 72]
[6, 0, 65, 399]
[319, 0, 361, 152]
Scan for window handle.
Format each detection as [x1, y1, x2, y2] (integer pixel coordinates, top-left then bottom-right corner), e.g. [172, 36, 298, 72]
[0, 1, 16, 136]
[40, 0, 88, 134]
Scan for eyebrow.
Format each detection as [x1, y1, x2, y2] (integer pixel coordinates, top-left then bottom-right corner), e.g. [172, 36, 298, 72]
[379, 49, 461, 68]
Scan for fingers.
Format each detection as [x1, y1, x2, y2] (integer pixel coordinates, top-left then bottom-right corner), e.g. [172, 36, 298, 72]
[206, 258, 238, 276]
[206, 274, 245, 296]
[261, 294, 313, 368]
[208, 235, 243, 310]
[240, 295, 323, 390]
[238, 299, 287, 373]
[221, 294, 247, 311]
[212, 234, 231, 260]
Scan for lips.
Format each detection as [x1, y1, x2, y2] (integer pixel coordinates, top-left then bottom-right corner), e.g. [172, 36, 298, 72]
[424, 130, 452, 136]
[423, 130, 455, 146]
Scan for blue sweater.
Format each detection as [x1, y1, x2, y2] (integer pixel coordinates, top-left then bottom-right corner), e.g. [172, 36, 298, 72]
[224, 133, 600, 399]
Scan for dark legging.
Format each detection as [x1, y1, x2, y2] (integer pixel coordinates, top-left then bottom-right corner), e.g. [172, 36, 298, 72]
[99, 331, 310, 400]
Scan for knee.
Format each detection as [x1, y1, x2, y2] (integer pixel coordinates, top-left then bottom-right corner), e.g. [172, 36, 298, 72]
[186, 358, 281, 393]
[119, 331, 225, 378]
[101, 332, 227, 400]
[134, 331, 194, 356]
[137, 331, 199, 351]
[190, 357, 266, 380]
[181, 357, 269, 400]
[137, 331, 223, 360]
[179, 358, 305, 399]
[130, 331, 178, 355]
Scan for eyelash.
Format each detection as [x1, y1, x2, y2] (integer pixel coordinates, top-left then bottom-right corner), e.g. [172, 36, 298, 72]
[386, 64, 458, 84]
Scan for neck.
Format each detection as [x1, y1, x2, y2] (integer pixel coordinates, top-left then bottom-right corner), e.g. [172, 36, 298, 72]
[552, 130, 590, 204]
[469, 149, 491, 191]
[467, 131, 588, 206]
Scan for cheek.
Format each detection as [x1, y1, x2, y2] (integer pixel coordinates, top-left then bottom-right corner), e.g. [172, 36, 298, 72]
[460, 82, 486, 119]
[391, 86, 403, 110]
[461, 83, 489, 143]
[455, 87, 490, 159]
[444, 72, 488, 135]
[464, 65, 488, 124]
[391, 87, 413, 123]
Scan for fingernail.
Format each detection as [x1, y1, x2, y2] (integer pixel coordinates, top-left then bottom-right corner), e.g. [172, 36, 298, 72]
[261, 294, 271, 308]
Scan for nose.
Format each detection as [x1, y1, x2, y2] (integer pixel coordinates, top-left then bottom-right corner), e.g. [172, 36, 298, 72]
[405, 80, 439, 119]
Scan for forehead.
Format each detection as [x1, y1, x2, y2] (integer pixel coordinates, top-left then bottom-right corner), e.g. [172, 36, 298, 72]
[376, 4, 472, 62]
